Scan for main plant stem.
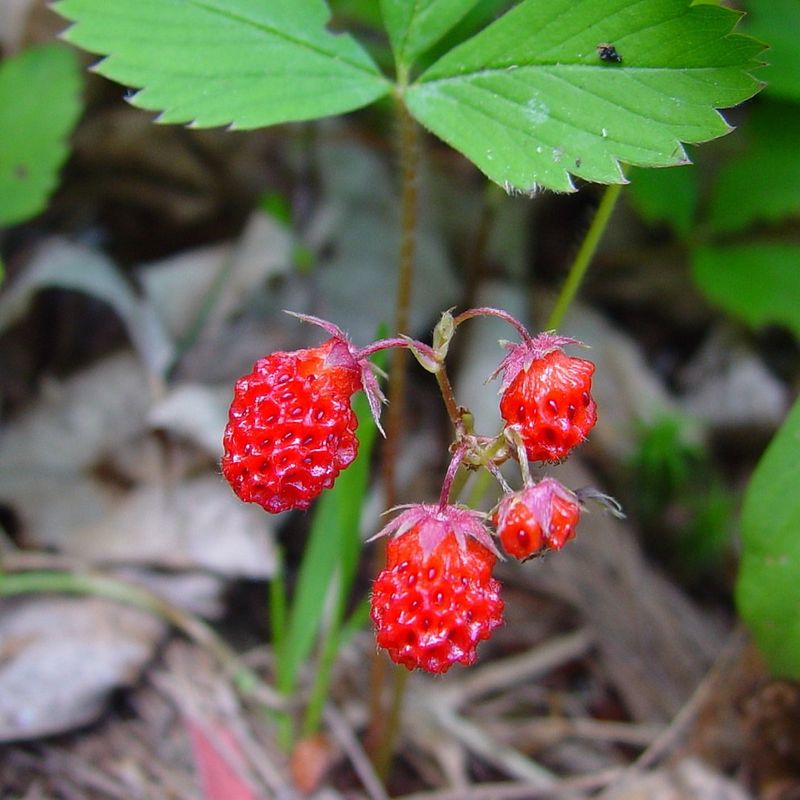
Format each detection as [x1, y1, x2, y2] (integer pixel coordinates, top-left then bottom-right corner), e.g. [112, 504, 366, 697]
[381, 93, 419, 506]
[368, 90, 420, 776]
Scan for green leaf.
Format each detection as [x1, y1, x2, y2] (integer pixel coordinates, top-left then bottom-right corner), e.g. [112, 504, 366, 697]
[736, 396, 800, 679]
[331, 0, 384, 29]
[55, 0, 391, 129]
[628, 164, 698, 237]
[405, 0, 764, 192]
[0, 44, 82, 226]
[691, 243, 800, 337]
[741, 0, 800, 103]
[709, 101, 800, 234]
[381, 0, 482, 70]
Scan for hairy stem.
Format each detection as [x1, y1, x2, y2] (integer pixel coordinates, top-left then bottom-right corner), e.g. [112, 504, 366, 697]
[546, 183, 623, 330]
[381, 96, 420, 506]
[434, 364, 462, 432]
[368, 91, 420, 771]
[356, 337, 436, 363]
[453, 306, 532, 341]
[438, 444, 468, 509]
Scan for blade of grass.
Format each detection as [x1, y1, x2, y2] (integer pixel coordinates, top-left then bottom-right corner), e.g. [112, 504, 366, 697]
[275, 487, 341, 696]
[302, 597, 372, 736]
[269, 546, 288, 666]
[273, 342, 386, 715]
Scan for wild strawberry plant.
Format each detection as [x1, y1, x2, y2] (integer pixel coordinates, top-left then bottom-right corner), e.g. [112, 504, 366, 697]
[52, 0, 773, 755]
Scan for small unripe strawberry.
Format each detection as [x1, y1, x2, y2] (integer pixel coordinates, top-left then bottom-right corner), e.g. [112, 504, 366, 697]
[494, 478, 581, 560]
[370, 505, 503, 674]
[222, 316, 384, 514]
[494, 333, 597, 462]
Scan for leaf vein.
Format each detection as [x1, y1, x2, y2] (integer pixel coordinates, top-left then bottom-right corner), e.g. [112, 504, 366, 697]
[184, 0, 379, 75]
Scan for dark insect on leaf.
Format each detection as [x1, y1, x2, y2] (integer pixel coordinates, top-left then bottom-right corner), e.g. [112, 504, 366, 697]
[596, 43, 623, 63]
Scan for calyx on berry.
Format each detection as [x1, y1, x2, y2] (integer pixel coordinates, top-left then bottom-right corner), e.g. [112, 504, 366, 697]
[494, 478, 581, 561]
[493, 330, 598, 463]
[369, 502, 500, 559]
[286, 312, 388, 434]
[370, 503, 504, 673]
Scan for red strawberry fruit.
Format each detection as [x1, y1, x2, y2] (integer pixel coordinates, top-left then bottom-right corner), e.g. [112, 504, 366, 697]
[222, 316, 384, 514]
[370, 505, 503, 673]
[494, 478, 581, 560]
[494, 332, 596, 462]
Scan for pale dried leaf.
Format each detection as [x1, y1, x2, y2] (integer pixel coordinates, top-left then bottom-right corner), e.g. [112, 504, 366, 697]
[0, 351, 152, 475]
[117, 568, 226, 619]
[139, 242, 230, 340]
[680, 327, 788, 431]
[148, 383, 231, 458]
[0, 596, 163, 741]
[314, 134, 459, 345]
[0, 239, 174, 375]
[20, 476, 276, 578]
[139, 211, 293, 342]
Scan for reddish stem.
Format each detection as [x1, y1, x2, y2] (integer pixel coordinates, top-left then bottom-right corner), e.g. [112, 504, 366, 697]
[438, 443, 468, 510]
[452, 307, 533, 342]
[434, 365, 463, 432]
[355, 337, 437, 363]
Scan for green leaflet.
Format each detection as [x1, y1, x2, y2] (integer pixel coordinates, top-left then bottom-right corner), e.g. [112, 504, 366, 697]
[55, 0, 390, 128]
[691, 244, 800, 338]
[0, 45, 83, 226]
[405, 0, 764, 192]
[628, 164, 698, 238]
[709, 101, 800, 234]
[741, 0, 800, 103]
[53, 0, 764, 193]
[737, 397, 800, 679]
[381, 0, 482, 70]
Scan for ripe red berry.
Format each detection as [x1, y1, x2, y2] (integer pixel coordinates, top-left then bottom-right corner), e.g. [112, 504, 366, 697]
[494, 478, 581, 560]
[370, 505, 503, 674]
[495, 333, 597, 462]
[222, 315, 385, 514]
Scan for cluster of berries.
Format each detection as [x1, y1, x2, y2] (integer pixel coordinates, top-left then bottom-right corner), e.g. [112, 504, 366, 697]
[222, 309, 618, 674]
